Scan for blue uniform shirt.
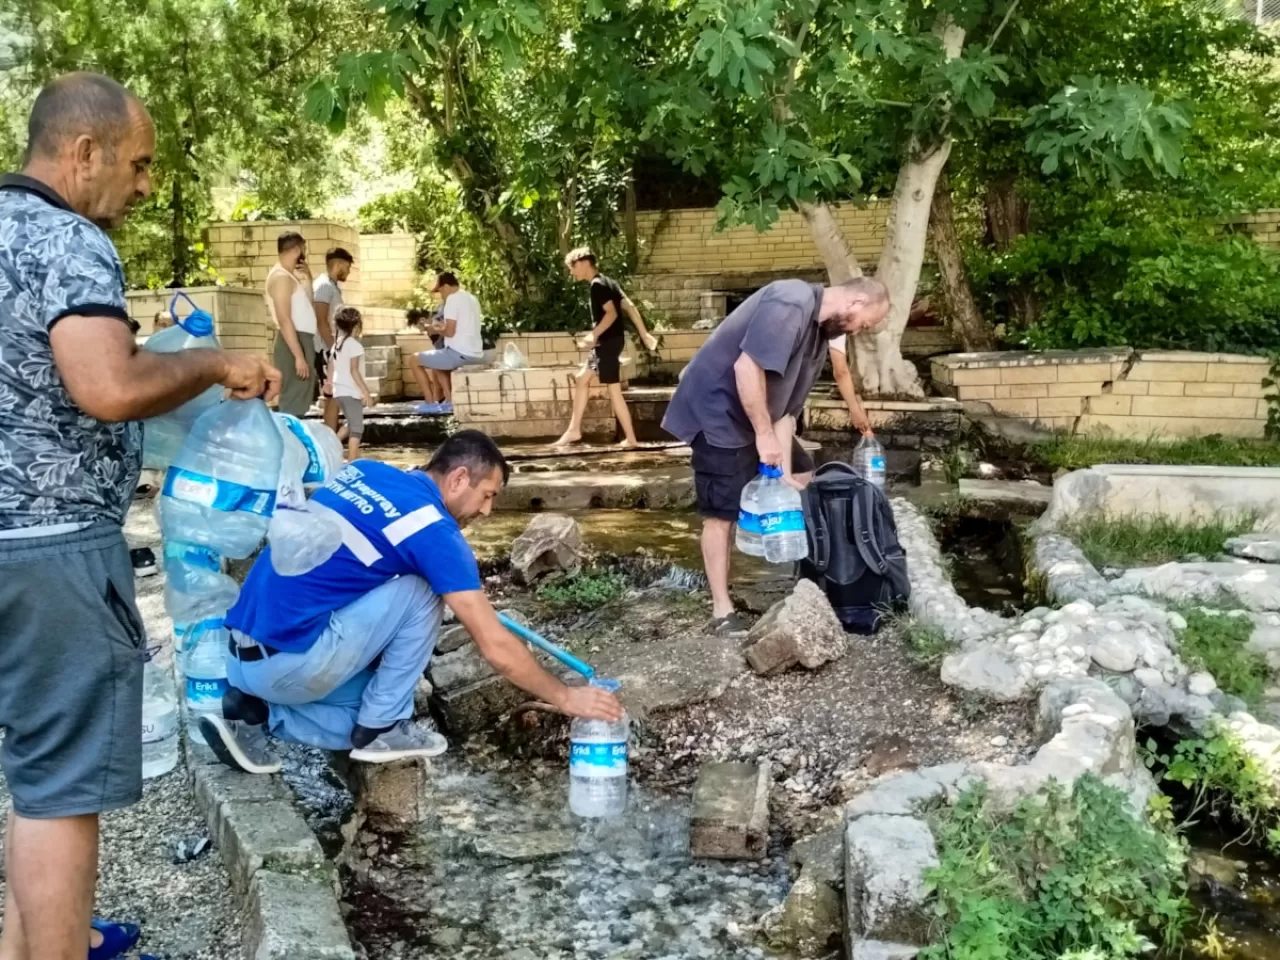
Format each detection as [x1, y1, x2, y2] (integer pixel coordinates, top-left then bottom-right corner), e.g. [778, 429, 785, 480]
[226, 460, 481, 653]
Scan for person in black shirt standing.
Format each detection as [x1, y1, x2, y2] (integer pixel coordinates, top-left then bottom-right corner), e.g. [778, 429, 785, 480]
[554, 247, 659, 447]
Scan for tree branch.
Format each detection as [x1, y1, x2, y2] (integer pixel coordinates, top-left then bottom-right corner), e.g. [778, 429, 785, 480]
[255, 24, 322, 80]
[985, 0, 1020, 53]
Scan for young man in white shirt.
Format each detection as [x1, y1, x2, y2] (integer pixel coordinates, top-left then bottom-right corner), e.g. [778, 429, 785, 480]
[411, 271, 483, 415]
[312, 247, 354, 432]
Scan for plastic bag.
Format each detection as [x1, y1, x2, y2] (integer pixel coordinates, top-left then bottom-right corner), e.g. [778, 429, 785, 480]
[501, 343, 530, 370]
[268, 505, 344, 576]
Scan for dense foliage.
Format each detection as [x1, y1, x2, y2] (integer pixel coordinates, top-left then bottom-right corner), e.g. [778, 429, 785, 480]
[922, 777, 1189, 960]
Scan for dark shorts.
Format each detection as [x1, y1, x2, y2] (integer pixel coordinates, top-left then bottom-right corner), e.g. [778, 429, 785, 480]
[691, 434, 815, 522]
[589, 336, 624, 385]
[0, 524, 145, 817]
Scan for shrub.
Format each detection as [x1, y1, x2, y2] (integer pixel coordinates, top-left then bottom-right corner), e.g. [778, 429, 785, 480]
[535, 571, 628, 611]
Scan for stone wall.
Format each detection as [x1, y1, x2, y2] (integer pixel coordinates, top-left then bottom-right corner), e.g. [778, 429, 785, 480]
[127, 286, 273, 356]
[452, 367, 625, 439]
[495, 329, 710, 377]
[204, 219, 364, 299]
[359, 233, 419, 305]
[931, 349, 1272, 438]
[1232, 208, 1280, 248]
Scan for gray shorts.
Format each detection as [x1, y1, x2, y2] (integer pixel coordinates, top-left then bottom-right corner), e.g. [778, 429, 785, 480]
[0, 524, 144, 817]
[337, 396, 364, 438]
[417, 346, 480, 372]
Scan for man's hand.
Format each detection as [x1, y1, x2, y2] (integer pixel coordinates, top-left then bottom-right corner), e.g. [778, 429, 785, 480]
[361, 391, 373, 409]
[577, 331, 595, 351]
[851, 408, 874, 437]
[223, 353, 282, 403]
[556, 684, 624, 722]
[755, 428, 783, 467]
[293, 353, 311, 381]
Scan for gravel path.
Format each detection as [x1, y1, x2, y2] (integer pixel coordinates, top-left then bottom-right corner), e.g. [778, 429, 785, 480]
[0, 764, 242, 959]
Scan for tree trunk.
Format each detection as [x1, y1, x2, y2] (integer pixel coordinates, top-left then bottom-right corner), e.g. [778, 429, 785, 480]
[624, 181, 638, 267]
[800, 201, 862, 283]
[855, 17, 965, 398]
[557, 176, 577, 258]
[984, 173, 1037, 327]
[930, 168, 993, 351]
[170, 175, 187, 288]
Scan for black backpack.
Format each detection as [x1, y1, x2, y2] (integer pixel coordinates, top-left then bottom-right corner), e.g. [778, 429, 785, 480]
[798, 462, 911, 634]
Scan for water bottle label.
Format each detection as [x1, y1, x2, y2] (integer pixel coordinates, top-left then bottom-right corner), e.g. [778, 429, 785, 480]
[164, 541, 221, 571]
[737, 509, 761, 534]
[760, 510, 805, 534]
[570, 741, 627, 778]
[281, 415, 325, 484]
[164, 468, 277, 517]
[871, 456, 886, 471]
[142, 714, 177, 743]
[186, 676, 227, 705]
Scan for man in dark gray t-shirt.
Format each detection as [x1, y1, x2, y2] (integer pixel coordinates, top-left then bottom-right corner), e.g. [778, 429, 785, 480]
[662, 277, 890, 633]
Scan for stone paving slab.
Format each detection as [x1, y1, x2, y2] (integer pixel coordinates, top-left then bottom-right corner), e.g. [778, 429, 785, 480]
[215, 797, 328, 895]
[690, 761, 771, 860]
[245, 871, 356, 960]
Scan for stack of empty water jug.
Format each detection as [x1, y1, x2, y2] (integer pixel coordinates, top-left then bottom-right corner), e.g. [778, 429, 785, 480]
[141, 293, 345, 778]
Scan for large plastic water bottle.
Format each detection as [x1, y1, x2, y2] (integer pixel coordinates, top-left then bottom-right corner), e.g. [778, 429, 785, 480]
[163, 542, 239, 625]
[569, 679, 628, 818]
[173, 615, 227, 676]
[184, 622, 230, 747]
[854, 435, 886, 489]
[275, 414, 343, 491]
[141, 293, 224, 471]
[758, 466, 809, 563]
[142, 650, 180, 779]
[160, 398, 283, 559]
[736, 470, 765, 557]
[268, 414, 343, 576]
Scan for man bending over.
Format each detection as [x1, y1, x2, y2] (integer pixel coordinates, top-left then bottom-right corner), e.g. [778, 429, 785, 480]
[201, 431, 622, 771]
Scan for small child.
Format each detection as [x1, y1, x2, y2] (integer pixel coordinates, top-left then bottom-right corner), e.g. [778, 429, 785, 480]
[327, 307, 373, 460]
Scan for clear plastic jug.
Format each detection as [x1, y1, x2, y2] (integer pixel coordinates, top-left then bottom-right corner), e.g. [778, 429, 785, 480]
[141, 292, 224, 470]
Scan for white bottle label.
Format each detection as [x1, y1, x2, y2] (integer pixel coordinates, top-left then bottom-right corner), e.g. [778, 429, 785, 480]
[570, 741, 627, 778]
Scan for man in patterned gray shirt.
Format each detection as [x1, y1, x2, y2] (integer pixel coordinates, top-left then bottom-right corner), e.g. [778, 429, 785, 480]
[0, 74, 279, 960]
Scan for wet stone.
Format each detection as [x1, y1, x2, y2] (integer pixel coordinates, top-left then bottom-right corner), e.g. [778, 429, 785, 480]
[690, 761, 772, 860]
[473, 829, 576, 861]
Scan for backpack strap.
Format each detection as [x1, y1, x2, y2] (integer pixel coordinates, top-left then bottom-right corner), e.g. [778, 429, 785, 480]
[802, 485, 831, 574]
[849, 485, 891, 576]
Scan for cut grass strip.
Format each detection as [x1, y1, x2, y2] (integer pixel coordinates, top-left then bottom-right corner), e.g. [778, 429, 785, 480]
[1032, 434, 1280, 471]
[1061, 512, 1257, 570]
[1176, 607, 1268, 706]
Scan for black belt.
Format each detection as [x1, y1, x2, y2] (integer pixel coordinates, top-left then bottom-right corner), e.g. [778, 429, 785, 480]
[227, 638, 278, 662]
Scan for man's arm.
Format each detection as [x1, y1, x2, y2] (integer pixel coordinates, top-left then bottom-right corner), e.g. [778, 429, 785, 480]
[590, 300, 619, 342]
[830, 346, 873, 437]
[50, 315, 281, 422]
[733, 352, 782, 466]
[313, 300, 334, 350]
[445, 590, 623, 720]
[269, 273, 309, 380]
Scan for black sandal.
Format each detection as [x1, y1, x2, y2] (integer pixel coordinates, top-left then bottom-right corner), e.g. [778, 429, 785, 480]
[705, 611, 751, 636]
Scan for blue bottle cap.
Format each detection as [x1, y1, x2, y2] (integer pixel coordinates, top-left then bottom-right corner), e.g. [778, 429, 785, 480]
[169, 291, 215, 337]
[760, 465, 783, 479]
[590, 677, 622, 693]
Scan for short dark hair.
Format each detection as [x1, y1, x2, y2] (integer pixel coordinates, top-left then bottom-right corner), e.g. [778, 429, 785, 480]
[427, 430, 509, 485]
[564, 246, 596, 268]
[278, 231, 305, 254]
[25, 73, 137, 163]
[327, 247, 354, 265]
[436, 270, 459, 289]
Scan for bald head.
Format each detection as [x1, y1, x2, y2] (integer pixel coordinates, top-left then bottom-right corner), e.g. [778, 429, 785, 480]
[25, 73, 140, 164]
[21, 73, 154, 229]
[819, 275, 892, 338]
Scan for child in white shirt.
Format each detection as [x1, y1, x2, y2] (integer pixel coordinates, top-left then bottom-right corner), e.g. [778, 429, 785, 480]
[326, 307, 374, 460]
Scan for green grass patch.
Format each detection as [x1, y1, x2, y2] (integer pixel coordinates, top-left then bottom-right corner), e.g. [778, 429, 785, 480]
[901, 619, 957, 668]
[1060, 513, 1256, 569]
[1031, 434, 1280, 471]
[535, 571, 628, 611]
[1176, 608, 1268, 706]
[921, 776, 1189, 960]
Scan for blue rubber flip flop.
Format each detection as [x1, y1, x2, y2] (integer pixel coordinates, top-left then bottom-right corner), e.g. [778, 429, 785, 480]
[413, 401, 441, 415]
[89, 918, 140, 960]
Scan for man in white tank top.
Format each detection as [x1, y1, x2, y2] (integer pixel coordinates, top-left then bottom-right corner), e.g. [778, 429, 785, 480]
[265, 231, 320, 416]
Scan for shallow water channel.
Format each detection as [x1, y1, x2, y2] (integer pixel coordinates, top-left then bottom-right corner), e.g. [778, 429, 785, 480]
[345, 755, 790, 960]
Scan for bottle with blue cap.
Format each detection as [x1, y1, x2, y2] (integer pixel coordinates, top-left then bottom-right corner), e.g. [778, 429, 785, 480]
[568, 678, 629, 818]
[854, 435, 886, 489]
[141, 292, 225, 470]
[735, 468, 766, 557]
[757, 464, 809, 563]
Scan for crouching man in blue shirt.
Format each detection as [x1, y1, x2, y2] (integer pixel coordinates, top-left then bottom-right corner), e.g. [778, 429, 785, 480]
[202, 430, 622, 773]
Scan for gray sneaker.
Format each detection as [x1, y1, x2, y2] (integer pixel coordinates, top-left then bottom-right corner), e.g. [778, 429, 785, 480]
[349, 718, 448, 763]
[199, 716, 282, 775]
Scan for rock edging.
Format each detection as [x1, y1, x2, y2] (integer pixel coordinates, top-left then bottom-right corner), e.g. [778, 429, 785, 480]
[189, 756, 356, 960]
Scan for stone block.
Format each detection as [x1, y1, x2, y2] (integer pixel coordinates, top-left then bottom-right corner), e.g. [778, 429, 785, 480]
[690, 761, 771, 859]
[1036, 397, 1084, 418]
[1000, 365, 1058, 384]
[745, 579, 848, 675]
[1111, 380, 1149, 395]
[1085, 394, 1132, 416]
[509, 514, 583, 584]
[844, 816, 937, 944]
[191, 761, 292, 840]
[1185, 382, 1235, 397]
[1128, 359, 1208, 382]
[1235, 382, 1268, 399]
[245, 871, 356, 960]
[1206, 361, 1270, 384]
[955, 384, 996, 400]
[1007, 382, 1049, 399]
[1147, 381, 1186, 396]
[1047, 381, 1104, 398]
[762, 865, 842, 957]
[217, 799, 327, 895]
[1131, 396, 1258, 420]
[435, 673, 529, 737]
[989, 398, 1039, 418]
[850, 942, 919, 960]
[1056, 362, 1114, 383]
[346, 758, 429, 833]
[949, 367, 1001, 386]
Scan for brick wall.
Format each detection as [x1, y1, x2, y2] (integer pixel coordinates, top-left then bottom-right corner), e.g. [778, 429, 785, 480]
[494, 330, 711, 376]
[359, 233, 419, 305]
[453, 367, 625, 440]
[932, 349, 1272, 438]
[1231, 209, 1280, 248]
[128, 286, 273, 357]
[204, 220, 364, 300]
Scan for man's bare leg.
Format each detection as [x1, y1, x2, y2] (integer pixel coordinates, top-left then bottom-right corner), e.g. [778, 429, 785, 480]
[702, 517, 735, 620]
[553, 368, 594, 446]
[410, 362, 435, 403]
[606, 383, 638, 447]
[323, 397, 339, 434]
[3, 812, 98, 960]
[0, 810, 27, 960]
[439, 370, 454, 404]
